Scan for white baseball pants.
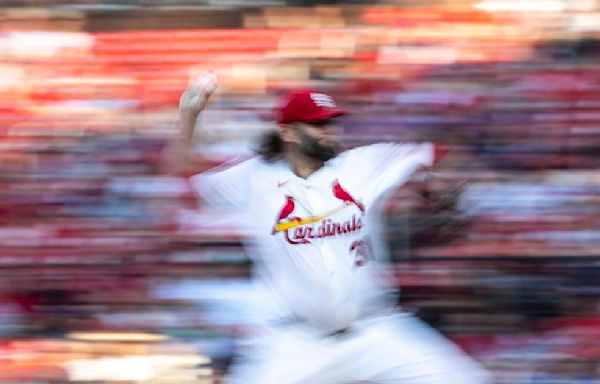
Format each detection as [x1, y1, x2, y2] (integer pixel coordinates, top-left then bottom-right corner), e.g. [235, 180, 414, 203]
[225, 312, 492, 384]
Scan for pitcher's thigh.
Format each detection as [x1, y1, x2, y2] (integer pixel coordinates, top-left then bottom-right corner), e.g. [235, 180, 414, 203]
[224, 327, 347, 384]
[349, 314, 492, 384]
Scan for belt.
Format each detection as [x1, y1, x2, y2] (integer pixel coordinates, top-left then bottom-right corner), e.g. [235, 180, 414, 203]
[325, 327, 352, 338]
[270, 316, 354, 339]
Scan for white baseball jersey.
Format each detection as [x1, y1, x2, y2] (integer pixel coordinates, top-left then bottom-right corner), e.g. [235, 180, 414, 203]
[191, 142, 435, 334]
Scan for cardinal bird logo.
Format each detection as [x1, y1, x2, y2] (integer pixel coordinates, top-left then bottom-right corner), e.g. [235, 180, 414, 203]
[272, 195, 296, 234]
[332, 179, 365, 212]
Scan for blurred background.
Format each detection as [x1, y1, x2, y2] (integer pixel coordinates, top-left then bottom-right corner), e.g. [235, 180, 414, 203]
[1, 0, 600, 383]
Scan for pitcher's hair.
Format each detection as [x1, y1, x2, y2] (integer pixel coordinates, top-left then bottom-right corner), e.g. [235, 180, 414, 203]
[255, 130, 285, 161]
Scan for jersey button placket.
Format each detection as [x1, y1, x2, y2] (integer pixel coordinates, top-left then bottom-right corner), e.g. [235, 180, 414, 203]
[298, 183, 328, 276]
[310, 184, 337, 278]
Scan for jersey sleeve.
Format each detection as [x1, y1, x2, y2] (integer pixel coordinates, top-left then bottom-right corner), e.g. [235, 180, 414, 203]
[189, 156, 260, 209]
[345, 142, 438, 206]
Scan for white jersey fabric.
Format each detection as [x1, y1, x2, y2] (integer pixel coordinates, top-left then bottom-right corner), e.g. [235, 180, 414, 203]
[190, 142, 492, 384]
[191, 142, 435, 333]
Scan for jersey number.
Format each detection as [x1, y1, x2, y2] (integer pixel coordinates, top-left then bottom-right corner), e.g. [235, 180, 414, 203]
[350, 237, 372, 268]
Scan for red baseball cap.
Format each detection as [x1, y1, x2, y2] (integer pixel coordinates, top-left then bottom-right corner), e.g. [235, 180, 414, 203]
[277, 89, 346, 124]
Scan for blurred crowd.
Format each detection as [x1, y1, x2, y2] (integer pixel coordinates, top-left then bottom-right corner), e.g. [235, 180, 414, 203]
[1, 0, 600, 383]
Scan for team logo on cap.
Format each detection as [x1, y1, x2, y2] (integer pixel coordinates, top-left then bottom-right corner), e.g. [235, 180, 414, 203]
[310, 93, 337, 108]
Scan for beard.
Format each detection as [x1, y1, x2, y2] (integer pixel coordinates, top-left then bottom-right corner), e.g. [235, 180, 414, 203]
[297, 130, 340, 162]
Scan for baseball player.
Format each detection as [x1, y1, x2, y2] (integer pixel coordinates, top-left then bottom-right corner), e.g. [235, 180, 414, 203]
[175, 73, 491, 384]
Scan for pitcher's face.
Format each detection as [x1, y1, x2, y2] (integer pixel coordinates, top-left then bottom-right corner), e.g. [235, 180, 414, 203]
[292, 119, 342, 161]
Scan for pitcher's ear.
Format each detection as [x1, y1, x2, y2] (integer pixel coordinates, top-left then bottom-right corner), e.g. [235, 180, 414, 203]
[279, 123, 298, 144]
